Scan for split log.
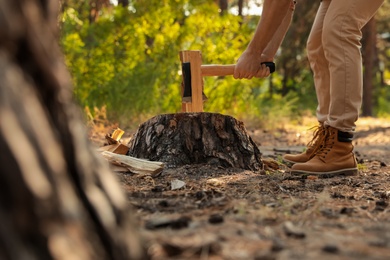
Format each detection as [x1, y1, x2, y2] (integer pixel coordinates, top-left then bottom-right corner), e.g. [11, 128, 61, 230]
[98, 128, 165, 175]
[102, 151, 164, 177]
[128, 113, 263, 171]
[0, 1, 146, 259]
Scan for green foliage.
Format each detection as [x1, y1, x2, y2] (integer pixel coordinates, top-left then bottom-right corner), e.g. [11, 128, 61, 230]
[60, 0, 389, 127]
[60, 1, 263, 125]
[375, 86, 390, 118]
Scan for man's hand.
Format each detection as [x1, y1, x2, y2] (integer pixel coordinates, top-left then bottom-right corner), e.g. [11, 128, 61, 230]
[234, 52, 272, 79]
[233, 0, 291, 79]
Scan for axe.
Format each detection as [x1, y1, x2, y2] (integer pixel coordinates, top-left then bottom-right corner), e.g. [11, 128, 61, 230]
[180, 50, 275, 112]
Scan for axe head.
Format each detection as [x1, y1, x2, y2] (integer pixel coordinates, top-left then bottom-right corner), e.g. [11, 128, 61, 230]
[182, 62, 192, 102]
[181, 62, 207, 103]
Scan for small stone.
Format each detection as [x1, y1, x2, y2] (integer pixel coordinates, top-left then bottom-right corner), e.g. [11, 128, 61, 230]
[158, 200, 169, 207]
[145, 216, 191, 230]
[271, 238, 285, 252]
[380, 191, 390, 199]
[368, 239, 387, 248]
[254, 252, 277, 260]
[374, 200, 388, 211]
[376, 200, 388, 207]
[331, 192, 346, 199]
[145, 217, 173, 230]
[340, 207, 354, 215]
[322, 244, 339, 254]
[320, 208, 339, 219]
[283, 221, 306, 239]
[209, 214, 224, 224]
[151, 185, 164, 192]
[195, 191, 206, 200]
[171, 216, 191, 229]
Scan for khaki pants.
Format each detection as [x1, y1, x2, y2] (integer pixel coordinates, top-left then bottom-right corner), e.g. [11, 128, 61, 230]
[307, 0, 384, 132]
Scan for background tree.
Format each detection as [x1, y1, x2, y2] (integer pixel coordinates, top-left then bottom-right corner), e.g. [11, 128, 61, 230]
[373, 0, 390, 117]
[0, 0, 146, 259]
[362, 18, 378, 117]
[216, 0, 228, 14]
[60, 0, 390, 128]
[118, 0, 129, 7]
[277, 0, 318, 98]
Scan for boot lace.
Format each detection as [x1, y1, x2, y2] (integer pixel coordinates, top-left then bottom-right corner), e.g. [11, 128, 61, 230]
[315, 127, 337, 159]
[305, 125, 326, 157]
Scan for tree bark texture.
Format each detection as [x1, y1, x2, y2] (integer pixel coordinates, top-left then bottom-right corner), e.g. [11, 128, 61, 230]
[361, 17, 377, 117]
[128, 113, 263, 171]
[0, 1, 145, 259]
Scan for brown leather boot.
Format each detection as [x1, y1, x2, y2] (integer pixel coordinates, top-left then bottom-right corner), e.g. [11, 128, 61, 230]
[283, 124, 325, 164]
[291, 126, 358, 176]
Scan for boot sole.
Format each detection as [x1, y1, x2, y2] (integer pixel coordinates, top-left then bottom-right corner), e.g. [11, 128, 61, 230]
[282, 158, 308, 165]
[290, 168, 358, 177]
[283, 158, 298, 164]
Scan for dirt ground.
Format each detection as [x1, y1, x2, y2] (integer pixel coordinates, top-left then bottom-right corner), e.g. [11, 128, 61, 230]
[93, 117, 390, 260]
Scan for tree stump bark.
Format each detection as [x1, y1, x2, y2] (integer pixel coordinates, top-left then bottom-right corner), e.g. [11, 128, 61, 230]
[128, 113, 263, 171]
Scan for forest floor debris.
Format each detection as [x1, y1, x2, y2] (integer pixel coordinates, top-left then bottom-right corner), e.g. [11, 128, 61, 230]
[91, 117, 390, 259]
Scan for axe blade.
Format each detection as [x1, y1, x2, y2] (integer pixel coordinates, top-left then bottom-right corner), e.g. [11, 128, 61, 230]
[181, 62, 192, 97]
[182, 62, 192, 100]
[182, 62, 207, 103]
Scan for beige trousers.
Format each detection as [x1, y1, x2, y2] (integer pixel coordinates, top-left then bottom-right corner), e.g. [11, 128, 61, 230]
[307, 0, 384, 133]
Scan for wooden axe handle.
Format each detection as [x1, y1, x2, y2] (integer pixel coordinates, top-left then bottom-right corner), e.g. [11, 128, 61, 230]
[201, 62, 275, 77]
[201, 65, 235, 76]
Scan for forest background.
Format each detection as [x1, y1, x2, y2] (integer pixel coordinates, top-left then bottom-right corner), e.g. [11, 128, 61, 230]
[60, 0, 390, 129]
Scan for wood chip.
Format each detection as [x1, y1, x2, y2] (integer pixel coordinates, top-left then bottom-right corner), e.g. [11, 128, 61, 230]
[105, 134, 118, 145]
[171, 179, 186, 190]
[111, 128, 125, 141]
[98, 143, 129, 155]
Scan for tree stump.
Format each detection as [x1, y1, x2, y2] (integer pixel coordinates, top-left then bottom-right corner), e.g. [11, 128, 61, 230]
[128, 113, 263, 171]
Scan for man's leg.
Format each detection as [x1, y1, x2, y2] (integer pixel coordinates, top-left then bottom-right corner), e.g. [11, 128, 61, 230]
[283, 1, 329, 164]
[323, 0, 384, 132]
[291, 0, 384, 176]
[307, 0, 331, 124]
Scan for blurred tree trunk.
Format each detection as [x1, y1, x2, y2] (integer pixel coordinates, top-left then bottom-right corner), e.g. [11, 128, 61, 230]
[118, 0, 129, 7]
[237, 0, 244, 16]
[279, 0, 318, 97]
[218, 0, 228, 14]
[0, 0, 146, 259]
[361, 17, 378, 117]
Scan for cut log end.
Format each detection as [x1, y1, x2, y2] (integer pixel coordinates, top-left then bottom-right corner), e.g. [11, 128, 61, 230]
[128, 112, 263, 171]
